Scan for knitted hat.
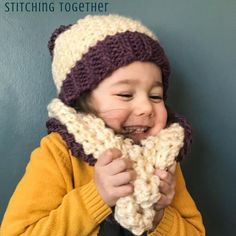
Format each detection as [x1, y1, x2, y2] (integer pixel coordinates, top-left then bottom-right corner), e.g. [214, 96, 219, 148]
[48, 14, 170, 106]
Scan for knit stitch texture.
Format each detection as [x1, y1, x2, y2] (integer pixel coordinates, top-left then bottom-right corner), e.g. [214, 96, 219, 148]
[49, 15, 170, 106]
[47, 98, 184, 235]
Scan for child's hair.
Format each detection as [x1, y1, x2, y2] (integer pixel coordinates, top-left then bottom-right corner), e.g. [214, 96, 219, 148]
[46, 14, 192, 162]
[73, 91, 92, 113]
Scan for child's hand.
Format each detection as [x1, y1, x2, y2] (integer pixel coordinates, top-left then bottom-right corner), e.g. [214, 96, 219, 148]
[152, 162, 177, 227]
[94, 148, 136, 207]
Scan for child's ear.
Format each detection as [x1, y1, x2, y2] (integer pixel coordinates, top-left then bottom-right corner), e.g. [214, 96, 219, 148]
[48, 24, 72, 57]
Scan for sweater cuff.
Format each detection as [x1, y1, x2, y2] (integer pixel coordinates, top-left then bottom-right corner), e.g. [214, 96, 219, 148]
[80, 179, 112, 223]
[148, 207, 175, 236]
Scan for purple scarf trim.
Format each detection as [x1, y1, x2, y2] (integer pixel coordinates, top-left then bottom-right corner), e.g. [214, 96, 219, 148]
[46, 118, 96, 166]
[167, 112, 192, 161]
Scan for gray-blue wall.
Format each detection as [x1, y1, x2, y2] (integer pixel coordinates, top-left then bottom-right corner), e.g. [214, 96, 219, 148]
[1, 1, 235, 235]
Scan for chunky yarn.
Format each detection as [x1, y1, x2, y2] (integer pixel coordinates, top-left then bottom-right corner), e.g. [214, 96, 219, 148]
[48, 98, 184, 235]
[49, 15, 170, 106]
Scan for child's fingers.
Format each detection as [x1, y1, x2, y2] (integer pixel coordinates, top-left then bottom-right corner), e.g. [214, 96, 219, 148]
[166, 161, 177, 175]
[159, 179, 175, 196]
[155, 192, 174, 210]
[155, 162, 177, 184]
[155, 169, 172, 185]
[96, 148, 122, 167]
[158, 181, 168, 195]
[111, 170, 136, 186]
[107, 157, 133, 175]
[114, 184, 134, 198]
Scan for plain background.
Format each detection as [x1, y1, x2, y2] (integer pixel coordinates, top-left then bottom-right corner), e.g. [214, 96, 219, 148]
[0, 0, 236, 235]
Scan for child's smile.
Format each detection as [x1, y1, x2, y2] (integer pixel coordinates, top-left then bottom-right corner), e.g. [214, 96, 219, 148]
[89, 61, 168, 143]
[121, 125, 151, 143]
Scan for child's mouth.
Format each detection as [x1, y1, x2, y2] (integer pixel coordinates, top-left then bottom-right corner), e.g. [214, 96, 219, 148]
[122, 126, 149, 134]
[121, 126, 150, 142]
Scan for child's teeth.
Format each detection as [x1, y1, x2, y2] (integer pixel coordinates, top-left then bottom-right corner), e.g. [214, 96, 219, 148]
[124, 127, 148, 134]
[135, 128, 145, 133]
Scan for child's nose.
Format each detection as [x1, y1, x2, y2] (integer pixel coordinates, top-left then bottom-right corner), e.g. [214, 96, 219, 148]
[134, 97, 153, 117]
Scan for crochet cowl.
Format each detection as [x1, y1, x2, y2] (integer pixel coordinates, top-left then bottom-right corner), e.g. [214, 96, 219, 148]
[46, 111, 192, 166]
[46, 98, 185, 235]
[48, 15, 170, 106]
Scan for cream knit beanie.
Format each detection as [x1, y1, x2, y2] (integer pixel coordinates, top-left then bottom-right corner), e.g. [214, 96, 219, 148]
[48, 14, 170, 106]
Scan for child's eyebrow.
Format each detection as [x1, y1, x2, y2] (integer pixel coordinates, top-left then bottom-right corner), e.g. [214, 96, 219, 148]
[111, 79, 163, 87]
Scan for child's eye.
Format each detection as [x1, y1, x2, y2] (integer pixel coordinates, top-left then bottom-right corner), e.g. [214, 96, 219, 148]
[115, 93, 133, 100]
[149, 95, 163, 102]
[117, 94, 132, 97]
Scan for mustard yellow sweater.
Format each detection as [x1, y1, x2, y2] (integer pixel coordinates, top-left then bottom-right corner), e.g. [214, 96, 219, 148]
[0, 133, 205, 236]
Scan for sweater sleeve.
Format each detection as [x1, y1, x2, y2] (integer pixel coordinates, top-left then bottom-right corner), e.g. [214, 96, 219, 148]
[148, 164, 205, 236]
[0, 134, 112, 236]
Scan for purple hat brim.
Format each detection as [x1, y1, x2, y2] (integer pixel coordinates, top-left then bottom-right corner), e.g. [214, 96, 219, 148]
[58, 31, 170, 106]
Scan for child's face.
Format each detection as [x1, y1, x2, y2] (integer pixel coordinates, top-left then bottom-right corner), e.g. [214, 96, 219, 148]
[89, 61, 167, 143]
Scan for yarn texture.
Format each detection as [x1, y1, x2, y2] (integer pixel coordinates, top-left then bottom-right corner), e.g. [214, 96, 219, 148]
[48, 98, 184, 235]
[49, 15, 170, 106]
[52, 15, 157, 92]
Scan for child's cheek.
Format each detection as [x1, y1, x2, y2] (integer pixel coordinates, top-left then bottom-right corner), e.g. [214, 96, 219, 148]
[98, 108, 129, 132]
[150, 107, 168, 136]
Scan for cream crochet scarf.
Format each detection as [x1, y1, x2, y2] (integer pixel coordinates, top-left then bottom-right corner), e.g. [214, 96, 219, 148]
[48, 98, 184, 235]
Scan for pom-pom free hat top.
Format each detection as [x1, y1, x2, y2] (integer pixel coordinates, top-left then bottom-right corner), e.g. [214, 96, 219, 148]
[48, 14, 170, 106]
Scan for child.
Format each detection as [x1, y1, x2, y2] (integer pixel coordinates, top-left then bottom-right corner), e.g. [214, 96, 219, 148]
[0, 15, 205, 236]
